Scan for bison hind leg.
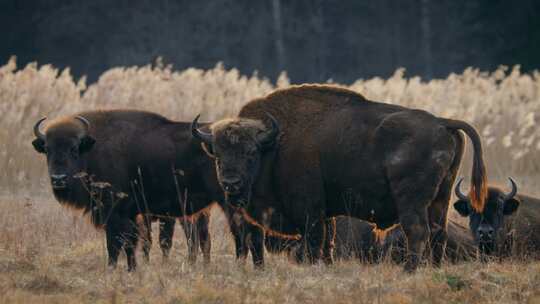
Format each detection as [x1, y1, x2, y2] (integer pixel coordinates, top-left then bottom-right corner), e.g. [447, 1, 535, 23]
[388, 150, 454, 272]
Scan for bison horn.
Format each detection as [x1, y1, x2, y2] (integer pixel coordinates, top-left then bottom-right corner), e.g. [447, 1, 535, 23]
[257, 112, 280, 148]
[75, 116, 90, 133]
[454, 177, 469, 201]
[504, 177, 518, 200]
[191, 114, 213, 144]
[33, 117, 47, 140]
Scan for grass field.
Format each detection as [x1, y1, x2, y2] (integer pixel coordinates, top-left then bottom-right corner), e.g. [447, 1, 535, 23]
[2, 197, 540, 304]
[1, 58, 540, 303]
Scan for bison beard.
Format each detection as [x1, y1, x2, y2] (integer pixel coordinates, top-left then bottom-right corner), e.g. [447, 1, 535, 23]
[198, 84, 487, 272]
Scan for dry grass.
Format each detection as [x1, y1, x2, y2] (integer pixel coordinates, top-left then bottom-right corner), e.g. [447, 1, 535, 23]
[2, 197, 540, 304]
[1, 57, 540, 303]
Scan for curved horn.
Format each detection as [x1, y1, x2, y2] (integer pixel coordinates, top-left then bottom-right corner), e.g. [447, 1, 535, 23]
[191, 114, 213, 144]
[504, 177, 517, 200]
[75, 116, 90, 133]
[258, 112, 280, 147]
[33, 117, 47, 140]
[454, 177, 469, 201]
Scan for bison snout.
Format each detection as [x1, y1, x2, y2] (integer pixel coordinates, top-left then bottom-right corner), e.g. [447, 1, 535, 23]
[477, 225, 494, 242]
[51, 174, 68, 189]
[221, 177, 243, 194]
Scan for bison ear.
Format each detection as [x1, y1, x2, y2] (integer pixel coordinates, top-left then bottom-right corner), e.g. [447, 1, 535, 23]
[79, 136, 96, 154]
[453, 200, 472, 217]
[503, 198, 520, 215]
[32, 138, 46, 154]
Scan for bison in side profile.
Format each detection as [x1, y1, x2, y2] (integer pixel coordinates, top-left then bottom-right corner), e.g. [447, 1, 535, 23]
[453, 178, 540, 258]
[382, 218, 476, 264]
[32, 110, 300, 270]
[333, 217, 475, 264]
[192, 84, 487, 272]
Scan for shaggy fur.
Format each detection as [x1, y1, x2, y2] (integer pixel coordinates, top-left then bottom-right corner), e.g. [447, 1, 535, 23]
[205, 84, 487, 272]
[33, 110, 219, 270]
[33, 109, 303, 270]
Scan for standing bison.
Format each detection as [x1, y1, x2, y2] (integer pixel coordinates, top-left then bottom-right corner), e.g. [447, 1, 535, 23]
[32, 110, 301, 270]
[453, 178, 540, 258]
[31, 111, 220, 270]
[192, 84, 487, 272]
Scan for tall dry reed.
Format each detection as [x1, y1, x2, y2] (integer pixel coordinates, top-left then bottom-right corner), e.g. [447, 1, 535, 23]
[1, 57, 539, 195]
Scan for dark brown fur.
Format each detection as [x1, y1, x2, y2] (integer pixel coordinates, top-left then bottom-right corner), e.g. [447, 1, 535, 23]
[204, 84, 487, 272]
[33, 110, 223, 270]
[32, 110, 303, 270]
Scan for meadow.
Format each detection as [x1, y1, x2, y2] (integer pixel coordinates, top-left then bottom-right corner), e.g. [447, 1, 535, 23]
[1, 57, 540, 303]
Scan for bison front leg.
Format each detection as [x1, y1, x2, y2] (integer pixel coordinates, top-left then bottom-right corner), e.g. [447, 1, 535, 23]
[248, 224, 265, 268]
[221, 204, 249, 262]
[140, 215, 153, 263]
[105, 217, 122, 269]
[105, 214, 139, 271]
[122, 219, 140, 272]
[180, 217, 199, 264]
[196, 212, 212, 265]
[296, 216, 326, 264]
[233, 226, 249, 262]
[158, 217, 175, 259]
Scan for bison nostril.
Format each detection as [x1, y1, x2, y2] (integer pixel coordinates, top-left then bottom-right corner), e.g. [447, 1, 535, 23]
[51, 174, 67, 181]
[51, 174, 68, 189]
[222, 177, 242, 193]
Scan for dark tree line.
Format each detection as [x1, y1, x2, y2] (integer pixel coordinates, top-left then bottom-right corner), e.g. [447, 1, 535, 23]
[1, 0, 539, 83]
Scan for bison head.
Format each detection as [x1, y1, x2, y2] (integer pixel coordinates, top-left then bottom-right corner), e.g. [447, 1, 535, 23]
[453, 177, 520, 256]
[191, 113, 279, 206]
[32, 116, 96, 192]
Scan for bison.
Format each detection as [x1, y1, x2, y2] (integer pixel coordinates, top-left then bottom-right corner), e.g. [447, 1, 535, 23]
[332, 217, 475, 264]
[192, 84, 487, 272]
[382, 218, 477, 264]
[453, 178, 540, 258]
[32, 110, 301, 270]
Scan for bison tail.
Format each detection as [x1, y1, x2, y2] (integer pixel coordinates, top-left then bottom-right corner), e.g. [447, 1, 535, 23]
[442, 118, 487, 212]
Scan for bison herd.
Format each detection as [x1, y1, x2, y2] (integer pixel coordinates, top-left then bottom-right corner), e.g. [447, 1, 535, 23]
[31, 84, 539, 273]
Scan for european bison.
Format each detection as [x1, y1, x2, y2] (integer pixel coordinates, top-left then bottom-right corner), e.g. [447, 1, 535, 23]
[192, 84, 487, 272]
[31, 111, 222, 270]
[382, 218, 476, 264]
[332, 217, 386, 262]
[453, 178, 540, 258]
[333, 217, 475, 264]
[32, 110, 300, 270]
